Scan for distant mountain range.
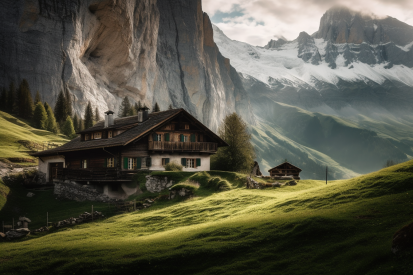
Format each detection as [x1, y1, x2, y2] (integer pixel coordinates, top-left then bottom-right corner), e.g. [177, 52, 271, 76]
[214, 6, 413, 179]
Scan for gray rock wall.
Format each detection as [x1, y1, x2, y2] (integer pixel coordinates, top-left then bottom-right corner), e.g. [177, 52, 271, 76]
[0, 0, 255, 131]
[54, 181, 114, 202]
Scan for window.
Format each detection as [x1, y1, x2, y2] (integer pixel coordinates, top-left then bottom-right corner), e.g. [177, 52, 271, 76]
[156, 134, 162, 141]
[94, 132, 102, 139]
[180, 134, 188, 142]
[108, 131, 113, 138]
[107, 158, 115, 168]
[85, 134, 90, 141]
[162, 158, 170, 166]
[185, 124, 190, 130]
[128, 158, 137, 170]
[187, 158, 195, 168]
[82, 160, 87, 168]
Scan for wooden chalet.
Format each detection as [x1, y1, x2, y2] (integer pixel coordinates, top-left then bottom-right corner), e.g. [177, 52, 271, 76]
[32, 108, 228, 187]
[268, 162, 302, 180]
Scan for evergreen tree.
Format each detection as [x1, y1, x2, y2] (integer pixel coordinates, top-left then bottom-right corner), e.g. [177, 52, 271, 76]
[80, 119, 85, 131]
[73, 113, 79, 132]
[34, 91, 42, 105]
[44, 102, 59, 134]
[54, 90, 66, 123]
[154, 102, 160, 112]
[33, 102, 48, 129]
[18, 79, 34, 119]
[62, 116, 76, 139]
[211, 113, 255, 172]
[168, 104, 173, 110]
[134, 103, 139, 114]
[137, 101, 142, 109]
[119, 96, 132, 117]
[0, 87, 6, 111]
[8, 82, 16, 114]
[64, 89, 73, 118]
[84, 101, 94, 129]
[95, 107, 101, 122]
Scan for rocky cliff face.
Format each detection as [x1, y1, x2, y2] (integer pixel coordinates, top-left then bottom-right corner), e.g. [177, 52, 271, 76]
[0, 0, 254, 130]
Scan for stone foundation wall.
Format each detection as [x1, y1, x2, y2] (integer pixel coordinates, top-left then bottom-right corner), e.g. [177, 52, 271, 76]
[54, 182, 115, 202]
[145, 176, 173, 193]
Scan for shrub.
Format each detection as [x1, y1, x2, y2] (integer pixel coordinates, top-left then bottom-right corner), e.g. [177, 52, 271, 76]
[170, 181, 200, 192]
[164, 161, 183, 171]
[205, 177, 231, 191]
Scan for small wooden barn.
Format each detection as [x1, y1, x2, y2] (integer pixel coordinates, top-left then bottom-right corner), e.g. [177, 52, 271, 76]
[268, 162, 302, 180]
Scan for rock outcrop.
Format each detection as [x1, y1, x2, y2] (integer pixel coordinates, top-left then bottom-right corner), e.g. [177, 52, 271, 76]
[392, 221, 413, 254]
[145, 175, 173, 193]
[0, 0, 254, 131]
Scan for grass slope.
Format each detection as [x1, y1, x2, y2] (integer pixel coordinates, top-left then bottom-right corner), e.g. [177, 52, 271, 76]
[0, 179, 10, 211]
[0, 111, 68, 160]
[1, 162, 413, 274]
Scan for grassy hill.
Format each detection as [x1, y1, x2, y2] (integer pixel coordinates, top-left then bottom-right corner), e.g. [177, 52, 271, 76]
[0, 179, 10, 211]
[0, 111, 68, 162]
[1, 162, 413, 274]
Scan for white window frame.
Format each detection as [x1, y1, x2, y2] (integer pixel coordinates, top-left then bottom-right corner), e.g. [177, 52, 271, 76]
[156, 134, 162, 141]
[82, 160, 87, 168]
[107, 158, 115, 168]
[94, 132, 102, 139]
[128, 158, 136, 170]
[183, 135, 188, 142]
[108, 131, 113, 138]
[187, 158, 195, 168]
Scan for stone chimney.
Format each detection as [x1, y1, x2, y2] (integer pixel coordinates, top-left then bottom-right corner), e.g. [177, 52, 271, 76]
[138, 106, 150, 123]
[104, 110, 114, 128]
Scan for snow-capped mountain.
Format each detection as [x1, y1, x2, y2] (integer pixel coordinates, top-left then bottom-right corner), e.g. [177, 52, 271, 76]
[214, 6, 413, 178]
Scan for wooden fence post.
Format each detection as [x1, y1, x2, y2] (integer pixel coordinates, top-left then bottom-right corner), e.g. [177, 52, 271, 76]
[92, 205, 94, 221]
[134, 199, 136, 211]
[47, 212, 48, 227]
[12, 218, 14, 230]
[2, 221, 4, 232]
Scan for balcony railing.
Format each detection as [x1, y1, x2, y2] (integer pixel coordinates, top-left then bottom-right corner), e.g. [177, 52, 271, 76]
[149, 141, 218, 152]
[56, 168, 134, 181]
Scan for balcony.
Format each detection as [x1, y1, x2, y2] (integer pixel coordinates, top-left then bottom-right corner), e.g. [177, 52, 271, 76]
[149, 141, 218, 152]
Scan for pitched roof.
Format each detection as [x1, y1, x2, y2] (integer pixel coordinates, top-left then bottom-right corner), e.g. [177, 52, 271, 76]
[31, 108, 227, 157]
[268, 162, 302, 172]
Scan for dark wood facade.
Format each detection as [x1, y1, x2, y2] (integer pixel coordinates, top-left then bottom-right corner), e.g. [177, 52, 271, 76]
[35, 109, 227, 183]
[268, 162, 302, 180]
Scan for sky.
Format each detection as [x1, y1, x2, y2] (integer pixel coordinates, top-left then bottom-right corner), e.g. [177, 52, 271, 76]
[203, 0, 413, 46]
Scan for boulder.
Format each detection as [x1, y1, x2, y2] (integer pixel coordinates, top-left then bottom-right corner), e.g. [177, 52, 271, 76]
[27, 192, 35, 197]
[0, 232, 5, 238]
[392, 221, 413, 254]
[286, 180, 297, 186]
[6, 228, 30, 239]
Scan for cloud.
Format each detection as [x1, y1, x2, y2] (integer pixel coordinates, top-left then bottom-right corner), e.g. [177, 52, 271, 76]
[203, 0, 413, 46]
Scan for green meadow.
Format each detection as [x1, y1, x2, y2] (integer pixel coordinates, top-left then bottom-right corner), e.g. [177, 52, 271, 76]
[0, 111, 68, 161]
[1, 161, 413, 274]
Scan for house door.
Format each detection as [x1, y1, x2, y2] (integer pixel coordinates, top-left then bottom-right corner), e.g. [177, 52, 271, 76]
[49, 162, 64, 182]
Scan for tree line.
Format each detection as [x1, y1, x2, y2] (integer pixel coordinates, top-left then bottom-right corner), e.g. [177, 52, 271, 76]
[0, 80, 101, 139]
[118, 96, 165, 118]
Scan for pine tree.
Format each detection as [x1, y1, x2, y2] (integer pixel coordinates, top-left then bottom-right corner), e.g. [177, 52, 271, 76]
[54, 90, 66, 123]
[154, 102, 160, 112]
[62, 116, 76, 139]
[73, 113, 79, 132]
[134, 103, 139, 114]
[211, 113, 255, 172]
[44, 102, 59, 134]
[8, 82, 16, 114]
[95, 107, 101, 122]
[80, 119, 85, 131]
[0, 87, 6, 111]
[137, 101, 142, 109]
[18, 79, 34, 119]
[168, 104, 173, 110]
[33, 102, 48, 129]
[34, 91, 42, 105]
[64, 89, 73, 118]
[119, 96, 131, 117]
[84, 101, 94, 129]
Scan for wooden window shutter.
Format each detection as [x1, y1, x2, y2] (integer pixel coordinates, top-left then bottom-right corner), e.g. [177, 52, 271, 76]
[136, 158, 141, 169]
[191, 134, 196, 142]
[104, 158, 107, 168]
[146, 157, 152, 167]
[181, 158, 186, 166]
[180, 134, 184, 142]
[196, 158, 201, 167]
[165, 133, 170, 142]
[123, 157, 128, 169]
[153, 133, 157, 141]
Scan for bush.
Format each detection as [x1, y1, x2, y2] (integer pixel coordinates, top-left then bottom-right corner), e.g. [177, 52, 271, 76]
[205, 177, 231, 191]
[164, 161, 183, 171]
[170, 181, 200, 192]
